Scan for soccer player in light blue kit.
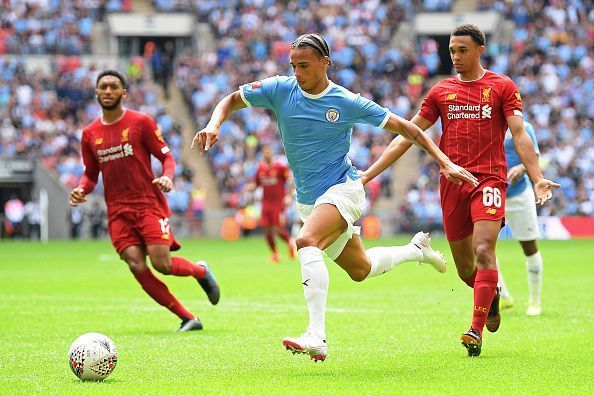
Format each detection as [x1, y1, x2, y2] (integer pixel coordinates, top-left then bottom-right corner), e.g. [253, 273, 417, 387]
[192, 34, 478, 361]
[496, 121, 544, 315]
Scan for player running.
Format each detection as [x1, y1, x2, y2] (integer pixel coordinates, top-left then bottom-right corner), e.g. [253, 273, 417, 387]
[497, 121, 545, 316]
[69, 70, 220, 332]
[362, 25, 559, 356]
[247, 144, 297, 263]
[192, 33, 477, 361]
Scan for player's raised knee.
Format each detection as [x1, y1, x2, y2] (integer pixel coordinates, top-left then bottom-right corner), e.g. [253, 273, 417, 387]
[347, 268, 368, 282]
[295, 234, 320, 250]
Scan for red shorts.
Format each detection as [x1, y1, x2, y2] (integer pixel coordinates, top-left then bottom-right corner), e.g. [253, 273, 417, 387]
[108, 210, 181, 255]
[440, 175, 507, 242]
[260, 204, 285, 228]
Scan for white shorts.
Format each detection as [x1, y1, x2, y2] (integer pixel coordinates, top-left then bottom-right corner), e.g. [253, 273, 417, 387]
[296, 176, 366, 260]
[505, 187, 541, 241]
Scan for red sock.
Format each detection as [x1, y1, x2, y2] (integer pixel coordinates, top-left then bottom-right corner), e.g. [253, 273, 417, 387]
[471, 269, 498, 335]
[170, 256, 206, 279]
[278, 228, 291, 243]
[463, 267, 477, 288]
[133, 267, 194, 320]
[265, 231, 276, 252]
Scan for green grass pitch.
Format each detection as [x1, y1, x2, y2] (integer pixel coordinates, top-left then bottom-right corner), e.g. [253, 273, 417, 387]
[1, 237, 592, 395]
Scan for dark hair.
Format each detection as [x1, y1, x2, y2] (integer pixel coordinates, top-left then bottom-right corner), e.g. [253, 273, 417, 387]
[96, 70, 127, 89]
[291, 33, 331, 59]
[451, 24, 485, 46]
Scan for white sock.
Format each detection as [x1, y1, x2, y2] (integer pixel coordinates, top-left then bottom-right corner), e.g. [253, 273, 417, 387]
[496, 258, 512, 298]
[298, 247, 328, 340]
[526, 251, 543, 305]
[365, 244, 422, 278]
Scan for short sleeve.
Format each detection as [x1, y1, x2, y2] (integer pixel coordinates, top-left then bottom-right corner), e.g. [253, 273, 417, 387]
[418, 85, 440, 124]
[240, 76, 279, 110]
[141, 115, 171, 161]
[353, 95, 390, 128]
[502, 78, 523, 118]
[524, 122, 540, 155]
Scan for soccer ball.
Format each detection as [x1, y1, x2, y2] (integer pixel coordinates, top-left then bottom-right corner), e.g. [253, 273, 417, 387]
[68, 332, 118, 381]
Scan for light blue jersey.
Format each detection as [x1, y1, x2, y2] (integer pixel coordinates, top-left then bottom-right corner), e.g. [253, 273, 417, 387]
[505, 121, 540, 198]
[240, 76, 390, 204]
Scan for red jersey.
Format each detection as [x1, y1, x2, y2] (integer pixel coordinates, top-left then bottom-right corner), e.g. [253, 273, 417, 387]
[418, 70, 523, 180]
[255, 161, 290, 204]
[79, 109, 175, 217]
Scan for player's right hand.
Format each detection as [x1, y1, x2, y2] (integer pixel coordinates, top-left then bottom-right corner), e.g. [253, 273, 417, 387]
[191, 126, 219, 155]
[69, 187, 87, 206]
[441, 161, 479, 187]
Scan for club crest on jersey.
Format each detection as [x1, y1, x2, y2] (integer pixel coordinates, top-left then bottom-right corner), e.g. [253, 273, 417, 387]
[446, 93, 457, 100]
[95, 138, 103, 145]
[325, 108, 340, 123]
[482, 87, 492, 103]
[251, 81, 262, 89]
[121, 128, 129, 142]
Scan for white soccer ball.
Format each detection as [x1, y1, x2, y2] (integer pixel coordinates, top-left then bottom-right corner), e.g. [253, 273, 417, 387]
[68, 332, 118, 381]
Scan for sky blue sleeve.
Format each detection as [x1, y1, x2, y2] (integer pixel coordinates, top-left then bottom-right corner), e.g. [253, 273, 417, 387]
[524, 122, 540, 155]
[240, 76, 278, 111]
[353, 95, 390, 128]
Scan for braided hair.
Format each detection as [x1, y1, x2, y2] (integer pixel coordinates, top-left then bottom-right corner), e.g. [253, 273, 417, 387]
[291, 33, 332, 65]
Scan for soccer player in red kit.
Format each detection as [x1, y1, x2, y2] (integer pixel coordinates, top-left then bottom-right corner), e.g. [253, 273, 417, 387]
[69, 70, 220, 332]
[362, 25, 559, 356]
[253, 144, 296, 263]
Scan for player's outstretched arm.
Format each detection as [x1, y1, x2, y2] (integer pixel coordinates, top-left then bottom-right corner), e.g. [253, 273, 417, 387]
[361, 135, 412, 185]
[191, 91, 247, 155]
[508, 116, 560, 204]
[383, 113, 478, 187]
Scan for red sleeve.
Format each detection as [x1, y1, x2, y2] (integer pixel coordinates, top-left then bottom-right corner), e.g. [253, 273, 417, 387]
[79, 130, 99, 195]
[501, 77, 523, 118]
[141, 115, 175, 179]
[417, 84, 441, 124]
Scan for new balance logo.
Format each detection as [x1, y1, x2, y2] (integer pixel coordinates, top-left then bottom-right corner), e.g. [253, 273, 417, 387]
[302, 279, 310, 287]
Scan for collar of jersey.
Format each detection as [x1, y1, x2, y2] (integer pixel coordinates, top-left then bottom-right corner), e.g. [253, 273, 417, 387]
[456, 69, 488, 83]
[101, 108, 127, 125]
[299, 81, 334, 99]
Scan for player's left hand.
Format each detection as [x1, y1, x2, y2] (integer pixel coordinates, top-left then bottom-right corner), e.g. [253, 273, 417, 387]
[357, 169, 370, 185]
[152, 176, 173, 193]
[441, 161, 479, 187]
[534, 179, 561, 205]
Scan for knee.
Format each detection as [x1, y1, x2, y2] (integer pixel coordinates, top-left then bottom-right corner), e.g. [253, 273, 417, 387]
[347, 269, 368, 283]
[151, 255, 172, 275]
[474, 241, 495, 268]
[295, 233, 320, 250]
[126, 258, 146, 275]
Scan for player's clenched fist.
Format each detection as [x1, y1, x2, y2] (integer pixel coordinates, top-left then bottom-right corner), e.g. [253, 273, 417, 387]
[191, 127, 219, 155]
[152, 176, 173, 193]
[69, 187, 87, 206]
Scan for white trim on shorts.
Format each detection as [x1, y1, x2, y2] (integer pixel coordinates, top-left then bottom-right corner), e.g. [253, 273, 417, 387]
[505, 186, 541, 241]
[296, 176, 366, 260]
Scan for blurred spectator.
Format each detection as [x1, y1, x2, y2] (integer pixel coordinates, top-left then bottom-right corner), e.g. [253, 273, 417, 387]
[88, 201, 106, 239]
[69, 205, 84, 239]
[4, 194, 25, 239]
[24, 196, 41, 240]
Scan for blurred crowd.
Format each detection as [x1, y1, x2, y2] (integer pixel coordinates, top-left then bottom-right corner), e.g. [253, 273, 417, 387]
[173, 0, 455, 209]
[400, 0, 594, 231]
[1, 0, 592, 240]
[0, 0, 131, 55]
[0, 55, 195, 238]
